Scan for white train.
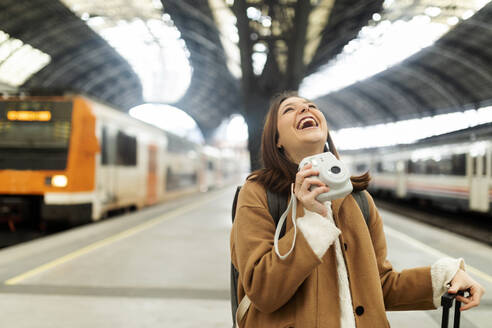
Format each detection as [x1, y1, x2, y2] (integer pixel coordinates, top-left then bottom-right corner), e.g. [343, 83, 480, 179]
[342, 123, 492, 214]
[0, 94, 245, 229]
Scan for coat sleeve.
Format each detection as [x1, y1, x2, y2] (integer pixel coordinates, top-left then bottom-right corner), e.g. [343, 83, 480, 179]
[231, 184, 324, 313]
[365, 192, 435, 311]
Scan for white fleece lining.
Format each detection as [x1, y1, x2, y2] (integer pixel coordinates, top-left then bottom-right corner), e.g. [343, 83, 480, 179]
[296, 203, 340, 259]
[430, 257, 465, 308]
[297, 202, 356, 328]
[330, 217, 357, 328]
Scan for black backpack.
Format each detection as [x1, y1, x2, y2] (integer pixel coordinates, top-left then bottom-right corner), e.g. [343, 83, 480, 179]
[230, 186, 370, 327]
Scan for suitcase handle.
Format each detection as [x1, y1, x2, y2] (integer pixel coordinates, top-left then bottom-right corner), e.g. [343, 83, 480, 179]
[441, 290, 466, 328]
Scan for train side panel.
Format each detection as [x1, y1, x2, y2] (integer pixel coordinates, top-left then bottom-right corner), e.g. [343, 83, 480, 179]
[89, 98, 167, 220]
[345, 139, 492, 214]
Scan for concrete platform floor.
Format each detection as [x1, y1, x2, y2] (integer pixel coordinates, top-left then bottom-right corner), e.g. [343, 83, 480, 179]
[0, 186, 490, 327]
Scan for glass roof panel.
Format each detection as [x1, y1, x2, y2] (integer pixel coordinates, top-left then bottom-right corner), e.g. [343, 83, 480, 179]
[61, 0, 192, 103]
[0, 30, 51, 87]
[300, 0, 492, 100]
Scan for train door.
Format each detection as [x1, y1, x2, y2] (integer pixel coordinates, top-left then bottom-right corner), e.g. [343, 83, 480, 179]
[469, 152, 489, 212]
[146, 144, 158, 205]
[396, 160, 406, 198]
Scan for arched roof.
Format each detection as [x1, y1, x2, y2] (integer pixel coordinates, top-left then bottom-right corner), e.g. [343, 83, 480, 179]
[314, 2, 492, 129]
[1, 0, 491, 138]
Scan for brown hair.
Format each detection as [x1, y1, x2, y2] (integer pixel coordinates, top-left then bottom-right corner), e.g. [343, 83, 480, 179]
[248, 91, 370, 195]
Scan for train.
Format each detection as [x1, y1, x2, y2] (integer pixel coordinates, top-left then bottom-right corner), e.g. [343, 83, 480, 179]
[0, 94, 246, 230]
[341, 123, 492, 214]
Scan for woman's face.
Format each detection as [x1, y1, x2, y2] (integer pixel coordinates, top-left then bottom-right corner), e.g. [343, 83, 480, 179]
[276, 96, 328, 163]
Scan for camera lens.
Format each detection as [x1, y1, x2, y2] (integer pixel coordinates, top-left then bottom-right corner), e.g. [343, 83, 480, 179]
[330, 166, 341, 174]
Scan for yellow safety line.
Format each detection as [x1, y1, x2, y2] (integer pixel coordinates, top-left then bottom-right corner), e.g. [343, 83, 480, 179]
[384, 225, 492, 284]
[4, 192, 225, 285]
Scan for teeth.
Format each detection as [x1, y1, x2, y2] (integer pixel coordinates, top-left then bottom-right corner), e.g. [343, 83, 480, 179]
[298, 117, 317, 129]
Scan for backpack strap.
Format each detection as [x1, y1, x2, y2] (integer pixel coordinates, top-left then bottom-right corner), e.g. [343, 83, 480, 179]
[232, 186, 241, 223]
[232, 187, 288, 327]
[266, 189, 289, 238]
[231, 186, 242, 327]
[352, 190, 370, 226]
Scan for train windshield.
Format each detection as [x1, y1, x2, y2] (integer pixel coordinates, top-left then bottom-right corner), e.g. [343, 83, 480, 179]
[0, 100, 72, 170]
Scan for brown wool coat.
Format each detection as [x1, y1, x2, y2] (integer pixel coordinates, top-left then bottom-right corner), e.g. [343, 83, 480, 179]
[230, 180, 436, 328]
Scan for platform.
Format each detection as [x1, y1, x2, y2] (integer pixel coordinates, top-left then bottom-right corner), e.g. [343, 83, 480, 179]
[0, 186, 490, 327]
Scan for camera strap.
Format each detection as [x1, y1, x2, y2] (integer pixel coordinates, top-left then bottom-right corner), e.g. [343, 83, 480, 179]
[274, 184, 298, 260]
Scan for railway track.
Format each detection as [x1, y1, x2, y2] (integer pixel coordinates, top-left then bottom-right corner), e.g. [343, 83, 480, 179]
[375, 197, 492, 246]
[0, 229, 46, 249]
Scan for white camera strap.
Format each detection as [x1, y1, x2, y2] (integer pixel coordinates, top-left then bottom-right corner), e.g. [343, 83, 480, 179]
[274, 184, 297, 260]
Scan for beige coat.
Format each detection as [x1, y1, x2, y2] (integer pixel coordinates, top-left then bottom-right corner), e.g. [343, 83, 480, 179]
[230, 180, 435, 328]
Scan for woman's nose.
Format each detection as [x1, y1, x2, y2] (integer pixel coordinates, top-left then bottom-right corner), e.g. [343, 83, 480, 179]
[299, 105, 309, 113]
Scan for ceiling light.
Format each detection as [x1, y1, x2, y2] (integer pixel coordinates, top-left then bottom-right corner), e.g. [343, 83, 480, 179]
[261, 16, 272, 27]
[253, 42, 267, 52]
[447, 16, 459, 25]
[424, 6, 441, 18]
[383, 0, 394, 9]
[246, 7, 262, 21]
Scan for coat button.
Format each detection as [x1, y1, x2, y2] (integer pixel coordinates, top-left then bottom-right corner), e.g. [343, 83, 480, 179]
[355, 306, 364, 316]
[344, 243, 348, 251]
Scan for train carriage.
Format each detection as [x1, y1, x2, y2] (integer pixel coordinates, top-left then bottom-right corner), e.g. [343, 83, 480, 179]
[0, 94, 229, 229]
[343, 124, 492, 214]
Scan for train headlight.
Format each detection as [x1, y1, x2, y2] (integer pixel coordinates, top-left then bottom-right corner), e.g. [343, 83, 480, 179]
[51, 175, 68, 188]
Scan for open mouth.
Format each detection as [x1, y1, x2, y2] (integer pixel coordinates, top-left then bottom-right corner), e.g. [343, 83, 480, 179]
[296, 116, 319, 130]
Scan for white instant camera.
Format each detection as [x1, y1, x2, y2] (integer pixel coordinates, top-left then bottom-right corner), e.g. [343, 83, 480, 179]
[299, 152, 353, 202]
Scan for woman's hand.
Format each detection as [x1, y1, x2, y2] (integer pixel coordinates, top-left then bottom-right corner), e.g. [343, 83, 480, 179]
[448, 269, 485, 311]
[294, 163, 330, 217]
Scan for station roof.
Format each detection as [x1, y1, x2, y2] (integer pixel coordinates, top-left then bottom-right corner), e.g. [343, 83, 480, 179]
[314, 2, 492, 130]
[0, 0, 143, 111]
[1, 0, 492, 137]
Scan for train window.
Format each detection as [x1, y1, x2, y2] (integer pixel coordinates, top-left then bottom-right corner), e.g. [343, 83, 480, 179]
[376, 162, 383, 173]
[414, 160, 424, 174]
[472, 157, 477, 176]
[101, 127, 116, 165]
[116, 131, 137, 166]
[382, 161, 396, 173]
[167, 133, 194, 154]
[424, 158, 448, 175]
[438, 157, 452, 175]
[424, 159, 433, 175]
[165, 166, 198, 191]
[407, 160, 415, 174]
[0, 101, 72, 170]
[208, 161, 215, 171]
[355, 163, 367, 173]
[483, 155, 487, 176]
[451, 154, 466, 176]
[101, 127, 108, 165]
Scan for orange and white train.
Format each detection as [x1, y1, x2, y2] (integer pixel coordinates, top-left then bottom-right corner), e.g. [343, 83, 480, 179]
[342, 123, 492, 214]
[0, 94, 244, 229]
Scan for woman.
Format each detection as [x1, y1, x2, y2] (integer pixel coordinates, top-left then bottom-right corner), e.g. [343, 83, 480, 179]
[230, 91, 484, 328]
